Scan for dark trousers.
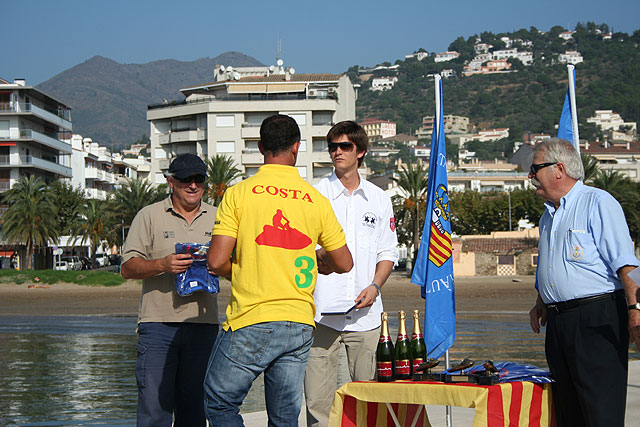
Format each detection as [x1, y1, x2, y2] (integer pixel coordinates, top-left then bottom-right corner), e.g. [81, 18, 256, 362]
[136, 322, 219, 427]
[545, 292, 628, 427]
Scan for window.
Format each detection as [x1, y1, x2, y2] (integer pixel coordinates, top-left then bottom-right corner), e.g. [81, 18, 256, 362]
[216, 115, 235, 127]
[216, 141, 235, 153]
[531, 254, 538, 267]
[244, 140, 260, 153]
[312, 111, 333, 126]
[154, 121, 170, 134]
[299, 140, 307, 152]
[297, 166, 307, 178]
[154, 148, 168, 159]
[0, 121, 9, 138]
[154, 173, 165, 184]
[312, 138, 327, 152]
[285, 113, 306, 126]
[245, 112, 275, 127]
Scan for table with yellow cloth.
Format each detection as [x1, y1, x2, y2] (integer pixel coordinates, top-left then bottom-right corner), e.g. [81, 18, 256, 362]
[329, 380, 554, 427]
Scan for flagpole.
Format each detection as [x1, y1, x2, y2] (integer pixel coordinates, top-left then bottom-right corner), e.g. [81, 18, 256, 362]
[434, 73, 453, 427]
[567, 64, 580, 153]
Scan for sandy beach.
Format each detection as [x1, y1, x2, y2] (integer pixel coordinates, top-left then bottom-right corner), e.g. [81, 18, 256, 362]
[0, 272, 538, 317]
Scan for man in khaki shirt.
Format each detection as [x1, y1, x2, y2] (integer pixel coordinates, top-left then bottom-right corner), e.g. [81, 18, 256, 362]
[122, 153, 218, 427]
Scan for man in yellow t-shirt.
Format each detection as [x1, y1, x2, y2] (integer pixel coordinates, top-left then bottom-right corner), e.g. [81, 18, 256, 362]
[204, 114, 353, 426]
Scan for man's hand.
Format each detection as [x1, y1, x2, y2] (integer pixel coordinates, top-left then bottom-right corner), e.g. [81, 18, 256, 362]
[161, 253, 193, 274]
[529, 295, 547, 334]
[316, 248, 334, 275]
[629, 308, 640, 351]
[354, 285, 378, 309]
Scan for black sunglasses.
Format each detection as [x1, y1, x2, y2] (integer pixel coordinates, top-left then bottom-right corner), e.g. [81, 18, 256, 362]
[529, 162, 557, 175]
[175, 175, 206, 184]
[328, 142, 355, 152]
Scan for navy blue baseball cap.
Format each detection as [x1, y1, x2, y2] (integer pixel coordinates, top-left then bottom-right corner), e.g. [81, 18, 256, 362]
[168, 154, 207, 179]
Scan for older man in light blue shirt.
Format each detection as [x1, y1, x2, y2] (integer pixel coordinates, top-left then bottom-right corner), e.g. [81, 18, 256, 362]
[529, 138, 640, 427]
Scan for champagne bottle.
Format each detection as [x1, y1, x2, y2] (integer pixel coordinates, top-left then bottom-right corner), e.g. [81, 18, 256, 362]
[411, 309, 427, 373]
[376, 312, 395, 382]
[394, 310, 413, 379]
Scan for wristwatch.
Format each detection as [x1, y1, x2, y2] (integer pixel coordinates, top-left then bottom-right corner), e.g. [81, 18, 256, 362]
[628, 303, 640, 311]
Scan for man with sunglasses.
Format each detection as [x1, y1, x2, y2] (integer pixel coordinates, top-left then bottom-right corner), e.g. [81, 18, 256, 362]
[122, 153, 219, 427]
[304, 121, 398, 426]
[528, 139, 640, 427]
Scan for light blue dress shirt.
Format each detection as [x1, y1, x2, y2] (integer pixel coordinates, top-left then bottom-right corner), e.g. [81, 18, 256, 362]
[536, 180, 639, 304]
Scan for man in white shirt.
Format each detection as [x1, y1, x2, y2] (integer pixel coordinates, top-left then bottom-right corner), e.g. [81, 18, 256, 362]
[304, 121, 399, 426]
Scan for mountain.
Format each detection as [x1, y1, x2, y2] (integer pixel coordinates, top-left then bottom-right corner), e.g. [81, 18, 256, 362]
[37, 52, 264, 150]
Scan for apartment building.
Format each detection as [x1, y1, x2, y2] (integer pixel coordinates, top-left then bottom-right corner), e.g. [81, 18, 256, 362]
[69, 135, 118, 200]
[558, 51, 583, 65]
[416, 114, 469, 139]
[587, 110, 637, 132]
[0, 78, 72, 198]
[360, 118, 397, 142]
[371, 76, 398, 91]
[147, 66, 356, 184]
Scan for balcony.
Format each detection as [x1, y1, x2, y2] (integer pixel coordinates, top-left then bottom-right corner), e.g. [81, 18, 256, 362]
[1, 103, 72, 130]
[241, 151, 263, 164]
[170, 129, 205, 143]
[241, 126, 260, 139]
[0, 181, 10, 192]
[18, 129, 72, 153]
[85, 188, 108, 200]
[0, 154, 72, 177]
[158, 134, 171, 145]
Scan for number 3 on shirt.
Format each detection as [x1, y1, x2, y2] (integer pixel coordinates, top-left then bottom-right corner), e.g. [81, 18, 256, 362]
[294, 256, 315, 288]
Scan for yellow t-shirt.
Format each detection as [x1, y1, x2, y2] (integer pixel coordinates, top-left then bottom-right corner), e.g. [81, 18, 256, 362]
[213, 164, 346, 331]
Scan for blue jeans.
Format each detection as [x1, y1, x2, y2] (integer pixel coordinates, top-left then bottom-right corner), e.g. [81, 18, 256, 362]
[136, 322, 219, 427]
[204, 321, 314, 427]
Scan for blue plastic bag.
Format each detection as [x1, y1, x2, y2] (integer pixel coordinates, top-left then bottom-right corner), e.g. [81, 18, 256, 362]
[465, 361, 554, 384]
[175, 242, 219, 296]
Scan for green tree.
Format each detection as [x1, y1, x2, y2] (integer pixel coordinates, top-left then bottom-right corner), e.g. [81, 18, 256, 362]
[592, 170, 640, 244]
[49, 180, 86, 236]
[1, 176, 59, 269]
[111, 178, 167, 247]
[581, 154, 600, 183]
[392, 163, 428, 261]
[71, 199, 114, 269]
[205, 154, 244, 206]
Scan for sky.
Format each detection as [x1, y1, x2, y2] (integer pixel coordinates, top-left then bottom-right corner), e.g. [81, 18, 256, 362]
[4, 0, 639, 86]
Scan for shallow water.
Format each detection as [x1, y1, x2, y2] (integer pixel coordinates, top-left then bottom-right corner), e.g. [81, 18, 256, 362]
[0, 313, 635, 426]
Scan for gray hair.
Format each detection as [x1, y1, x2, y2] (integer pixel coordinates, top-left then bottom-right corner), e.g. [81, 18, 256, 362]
[533, 138, 584, 181]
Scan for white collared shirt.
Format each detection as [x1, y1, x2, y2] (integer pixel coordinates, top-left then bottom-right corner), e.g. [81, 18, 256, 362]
[313, 172, 399, 331]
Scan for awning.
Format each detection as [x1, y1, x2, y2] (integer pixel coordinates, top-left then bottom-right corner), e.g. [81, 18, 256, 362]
[228, 84, 267, 93]
[266, 83, 306, 93]
[0, 250, 15, 257]
[0, 142, 17, 146]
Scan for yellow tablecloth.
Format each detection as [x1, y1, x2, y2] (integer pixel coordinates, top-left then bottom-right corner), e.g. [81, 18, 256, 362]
[329, 380, 554, 427]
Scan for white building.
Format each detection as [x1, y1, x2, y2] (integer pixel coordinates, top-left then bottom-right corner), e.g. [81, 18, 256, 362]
[558, 51, 583, 64]
[559, 31, 575, 41]
[587, 110, 637, 132]
[360, 119, 397, 141]
[0, 77, 72, 202]
[371, 76, 398, 91]
[405, 51, 429, 61]
[434, 51, 461, 62]
[147, 64, 356, 184]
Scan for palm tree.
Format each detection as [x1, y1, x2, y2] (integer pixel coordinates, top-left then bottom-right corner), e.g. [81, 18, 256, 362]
[1, 176, 59, 269]
[205, 154, 243, 206]
[592, 169, 640, 245]
[71, 199, 113, 269]
[111, 178, 167, 245]
[581, 154, 599, 183]
[392, 163, 428, 263]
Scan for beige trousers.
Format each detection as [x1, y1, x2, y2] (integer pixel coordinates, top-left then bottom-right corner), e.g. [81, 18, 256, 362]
[304, 323, 380, 427]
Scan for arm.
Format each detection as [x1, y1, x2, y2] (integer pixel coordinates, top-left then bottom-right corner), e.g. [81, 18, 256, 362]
[529, 293, 547, 334]
[354, 260, 394, 309]
[121, 254, 193, 279]
[207, 235, 236, 278]
[618, 265, 640, 351]
[324, 244, 353, 274]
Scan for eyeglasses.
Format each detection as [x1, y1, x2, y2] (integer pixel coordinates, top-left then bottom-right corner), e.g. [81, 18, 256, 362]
[175, 175, 206, 184]
[328, 142, 355, 152]
[529, 162, 557, 175]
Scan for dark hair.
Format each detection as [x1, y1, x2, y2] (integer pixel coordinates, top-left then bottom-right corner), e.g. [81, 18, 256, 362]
[326, 121, 368, 167]
[259, 114, 301, 155]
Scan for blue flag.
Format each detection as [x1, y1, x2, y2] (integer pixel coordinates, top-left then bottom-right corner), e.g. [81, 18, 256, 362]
[557, 65, 580, 152]
[411, 76, 455, 359]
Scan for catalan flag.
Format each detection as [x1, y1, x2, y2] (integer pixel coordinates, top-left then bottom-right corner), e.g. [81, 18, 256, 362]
[411, 75, 455, 360]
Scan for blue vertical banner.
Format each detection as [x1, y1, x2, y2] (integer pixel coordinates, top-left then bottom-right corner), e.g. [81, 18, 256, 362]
[411, 75, 455, 360]
[557, 64, 580, 153]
